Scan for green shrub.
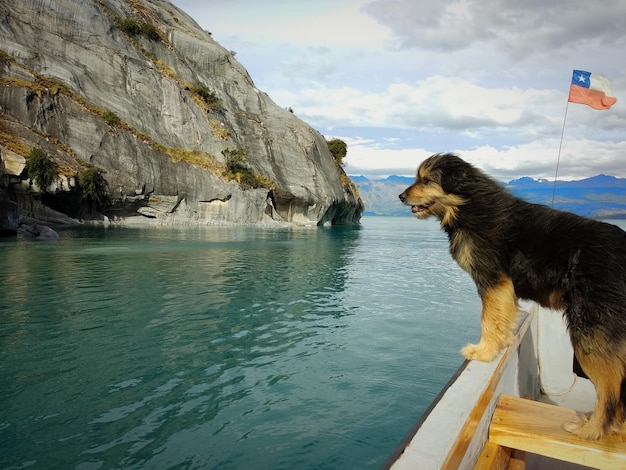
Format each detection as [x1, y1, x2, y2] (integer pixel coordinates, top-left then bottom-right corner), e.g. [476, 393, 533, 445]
[189, 84, 220, 107]
[120, 18, 160, 41]
[221, 148, 273, 190]
[327, 138, 347, 167]
[120, 18, 141, 35]
[103, 110, 121, 126]
[238, 172, 274, 190]
[139, 22, 160, 41]
[223, 147, 248, 173]
[78, 167, 108, 206]
[25, 147, 57, 191]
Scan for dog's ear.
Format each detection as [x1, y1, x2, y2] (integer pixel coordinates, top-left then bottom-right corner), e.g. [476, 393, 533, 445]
[440, 166, 469, 193]
[423, 153, 472, 194]
[440, 171, 457, 193]
[436, 155, 472, 194]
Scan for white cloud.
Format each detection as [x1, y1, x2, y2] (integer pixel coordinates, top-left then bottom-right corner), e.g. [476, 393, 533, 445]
[278, 76, 563, 135]
[282, 2, 391, 48]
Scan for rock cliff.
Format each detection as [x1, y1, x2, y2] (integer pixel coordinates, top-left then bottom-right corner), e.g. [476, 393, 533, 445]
[0, 0, 363, 229]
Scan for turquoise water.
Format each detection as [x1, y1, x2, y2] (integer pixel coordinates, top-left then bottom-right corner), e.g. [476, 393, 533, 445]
[1, 217, 482, 469]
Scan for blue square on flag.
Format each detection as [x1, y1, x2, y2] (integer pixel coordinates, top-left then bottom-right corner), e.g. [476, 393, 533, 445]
[572, 70, 591, 88]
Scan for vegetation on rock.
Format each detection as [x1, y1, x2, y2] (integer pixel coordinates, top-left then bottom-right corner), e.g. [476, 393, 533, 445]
[327, 138, 347, 167]
[209, 120, 230, 140]
[78, 167, 109, 207]
[120, 18, 161, 41]
[188, 84, 221, 108]
[326, 138, 360, 199]
[103, 110, 122, 127]
[222, 148, 274, 190]
[25, 148, 57, 191]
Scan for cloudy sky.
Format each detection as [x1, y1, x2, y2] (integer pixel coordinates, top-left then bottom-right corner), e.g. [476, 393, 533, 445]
[170, 0, 626, 182]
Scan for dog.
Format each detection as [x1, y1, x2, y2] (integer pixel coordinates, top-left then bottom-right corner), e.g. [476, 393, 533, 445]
[399, 152, 626, 440]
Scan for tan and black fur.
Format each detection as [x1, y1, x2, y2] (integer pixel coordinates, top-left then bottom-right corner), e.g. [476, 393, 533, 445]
[399, 153, 626, 440]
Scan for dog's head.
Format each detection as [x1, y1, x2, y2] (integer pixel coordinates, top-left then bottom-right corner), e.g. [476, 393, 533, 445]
[398, 153, 473, 225]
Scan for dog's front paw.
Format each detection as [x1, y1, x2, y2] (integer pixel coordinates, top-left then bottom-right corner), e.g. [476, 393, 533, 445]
[562, 419, 583, 434]
[461, 342, 499, 362]
[562, 415, 603, 440]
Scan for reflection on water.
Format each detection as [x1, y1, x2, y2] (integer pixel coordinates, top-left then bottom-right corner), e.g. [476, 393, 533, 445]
[0, 219, 482, 469]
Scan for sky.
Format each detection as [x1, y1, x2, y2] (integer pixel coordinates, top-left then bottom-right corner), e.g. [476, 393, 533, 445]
[169, 0, 626, 182]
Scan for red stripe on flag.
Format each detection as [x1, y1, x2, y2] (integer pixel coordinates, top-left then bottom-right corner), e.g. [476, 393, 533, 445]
[568, 84, 617, 110]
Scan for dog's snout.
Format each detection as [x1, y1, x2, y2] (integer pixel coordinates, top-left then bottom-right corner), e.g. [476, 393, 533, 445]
[399, 192, 406, 202]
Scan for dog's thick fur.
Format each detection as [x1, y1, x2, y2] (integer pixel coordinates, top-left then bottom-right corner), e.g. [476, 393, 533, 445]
[399, 153, 626, 440]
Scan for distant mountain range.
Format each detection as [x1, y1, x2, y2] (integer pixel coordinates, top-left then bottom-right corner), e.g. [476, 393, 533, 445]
[351, 174, 626, 219]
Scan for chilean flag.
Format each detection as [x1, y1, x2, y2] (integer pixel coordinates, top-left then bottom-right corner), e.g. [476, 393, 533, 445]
[568, 70, 617, 110]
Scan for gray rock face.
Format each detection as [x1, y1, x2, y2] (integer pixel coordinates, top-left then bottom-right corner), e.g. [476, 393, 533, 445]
[0, 0, 363, 226]
[0, 190, 19, 235]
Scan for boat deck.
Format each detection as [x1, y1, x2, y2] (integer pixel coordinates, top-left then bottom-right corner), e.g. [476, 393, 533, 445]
[485, 394, 626, 470]
[384, 305, 626, 470]
[515, 373, 616, 470]
[530, 378, 597, 468]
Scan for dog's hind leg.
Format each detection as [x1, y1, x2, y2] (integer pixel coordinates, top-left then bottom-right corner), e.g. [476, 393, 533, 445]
[461, 275, 519, 362]
[563, 336, 626, 440]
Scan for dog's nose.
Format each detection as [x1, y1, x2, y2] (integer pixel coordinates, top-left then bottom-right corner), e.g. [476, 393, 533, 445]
[399, 193, 406, 202]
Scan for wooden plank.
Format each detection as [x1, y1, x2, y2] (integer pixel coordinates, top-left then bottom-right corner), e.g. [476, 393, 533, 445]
[490, 395, 626, 470]
[473, 443, 526, 470]
[473, 441, 511, 470]
[508, 449, 526, 470]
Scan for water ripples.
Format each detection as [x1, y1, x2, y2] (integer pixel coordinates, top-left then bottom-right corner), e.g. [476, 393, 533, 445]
[0, 219, 484, 469]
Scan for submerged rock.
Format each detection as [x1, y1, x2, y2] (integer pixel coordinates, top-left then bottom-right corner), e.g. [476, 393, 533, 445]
[17, 222, 59, 241]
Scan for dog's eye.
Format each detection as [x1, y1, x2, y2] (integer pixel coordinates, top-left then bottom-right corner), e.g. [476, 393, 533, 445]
[422, 177, 431, 184]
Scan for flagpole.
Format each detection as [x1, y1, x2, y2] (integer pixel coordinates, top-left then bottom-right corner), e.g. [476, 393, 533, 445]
[551, 100, 570, 207]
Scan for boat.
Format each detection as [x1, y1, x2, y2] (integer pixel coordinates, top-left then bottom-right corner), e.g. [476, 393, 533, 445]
[381, 302, 626, 469]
